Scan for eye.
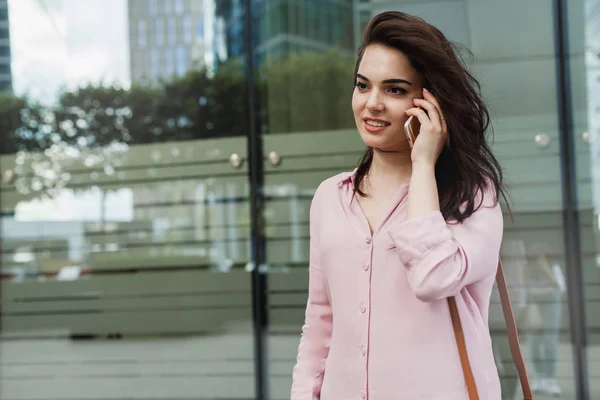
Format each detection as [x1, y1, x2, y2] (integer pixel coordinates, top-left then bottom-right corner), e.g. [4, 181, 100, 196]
[389, 87, 407, 95]
[355, 82, 368, 90]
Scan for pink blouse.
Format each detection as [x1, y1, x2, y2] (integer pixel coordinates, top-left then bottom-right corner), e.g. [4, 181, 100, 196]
[291, 170, 503, 400]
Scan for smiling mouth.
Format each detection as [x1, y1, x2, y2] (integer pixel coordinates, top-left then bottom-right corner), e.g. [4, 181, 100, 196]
[365, 119, 390, 127]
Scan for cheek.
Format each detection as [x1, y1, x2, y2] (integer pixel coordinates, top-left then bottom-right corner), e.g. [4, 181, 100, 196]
[389, 99, 413, 122]
[351, 95, 363, 117]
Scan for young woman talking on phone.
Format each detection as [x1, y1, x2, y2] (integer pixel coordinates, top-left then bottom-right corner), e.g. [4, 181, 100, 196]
[291, 11, 509, 400]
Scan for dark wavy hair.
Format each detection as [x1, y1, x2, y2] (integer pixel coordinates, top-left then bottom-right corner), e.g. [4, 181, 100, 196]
[354, 11, 509, 223]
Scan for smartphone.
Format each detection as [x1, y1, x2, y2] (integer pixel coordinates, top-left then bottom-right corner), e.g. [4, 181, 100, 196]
[404, 115, 420, 149]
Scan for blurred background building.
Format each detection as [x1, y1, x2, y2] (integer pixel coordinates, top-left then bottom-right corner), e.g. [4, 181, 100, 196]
[0, 0, 12, 92]
[128, 0, 206, 83]
[0, 1, 598, 400]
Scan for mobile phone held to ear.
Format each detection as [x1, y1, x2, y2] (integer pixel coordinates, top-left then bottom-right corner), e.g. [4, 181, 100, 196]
[404, 115, 420, 149]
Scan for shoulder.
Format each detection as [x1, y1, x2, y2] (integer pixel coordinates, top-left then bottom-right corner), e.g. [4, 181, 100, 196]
[309, 170, 353, 214]
[312, 170, 353, 202]
[476, 182, 501, 210]
[453, 182, 503, 226]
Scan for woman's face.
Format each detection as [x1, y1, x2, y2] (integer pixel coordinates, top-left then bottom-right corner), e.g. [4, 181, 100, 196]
[352, 44, 425, 152]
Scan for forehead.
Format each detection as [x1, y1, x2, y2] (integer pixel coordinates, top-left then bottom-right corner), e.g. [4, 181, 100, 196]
[357, 44, 421, 82]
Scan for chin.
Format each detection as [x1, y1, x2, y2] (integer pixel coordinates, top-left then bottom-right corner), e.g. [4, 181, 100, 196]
[359, 130, 399, 148]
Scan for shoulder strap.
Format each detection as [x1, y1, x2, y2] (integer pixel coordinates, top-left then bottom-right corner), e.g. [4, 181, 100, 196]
[495, 259, 534, 399]
[448, 296, 479, 399]
[448, 258, 534, 400]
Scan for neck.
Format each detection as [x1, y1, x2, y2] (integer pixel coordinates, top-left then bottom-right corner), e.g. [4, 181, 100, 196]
[368, 146, 412, 187]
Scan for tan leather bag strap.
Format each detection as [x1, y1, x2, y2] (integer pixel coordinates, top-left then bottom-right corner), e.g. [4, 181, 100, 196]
[448, 296, 480, 399]
[448, 258, 534, 400]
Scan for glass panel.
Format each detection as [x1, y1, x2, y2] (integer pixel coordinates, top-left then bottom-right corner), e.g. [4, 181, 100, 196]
[0, 1, 255, 399]
[260, 1, 580, 399]
[458, 2, 573, 396]
[256, 1, 356, 397]
[568, 0, 600, 397]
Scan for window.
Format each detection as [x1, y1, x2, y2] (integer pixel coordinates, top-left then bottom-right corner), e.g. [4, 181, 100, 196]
[150, 49, 160, 78]
[155, 18, 164, 46]
[183, 16, 192, 44]
[165, 48, 174, 76]
[168, 18, 176, 45]
[164, 0, 172, 14]
[176, 46, 187, 77]
[135, 52, 143, 71]
[174, 0, 185, 14]
[137, 21, 147, 48]
[149, 0, 158, 16]
[196, 19, 204, 39]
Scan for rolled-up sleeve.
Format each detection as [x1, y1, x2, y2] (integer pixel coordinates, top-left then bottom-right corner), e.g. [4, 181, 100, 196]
[388, 188, 503, 302]
[291, 188, 333, 400]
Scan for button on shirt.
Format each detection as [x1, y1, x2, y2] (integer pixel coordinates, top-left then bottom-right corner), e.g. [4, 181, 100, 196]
[291, 171, 503, 400]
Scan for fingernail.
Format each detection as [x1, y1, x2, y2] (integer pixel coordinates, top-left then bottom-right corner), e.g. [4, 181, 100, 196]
[423, 88, 429, 93]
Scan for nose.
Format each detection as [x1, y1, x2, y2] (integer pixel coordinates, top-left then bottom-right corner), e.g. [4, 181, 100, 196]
[366, 89, 384, 112]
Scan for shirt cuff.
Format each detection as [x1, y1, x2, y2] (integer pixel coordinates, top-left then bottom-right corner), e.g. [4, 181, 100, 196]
[388, 210, 453, 266]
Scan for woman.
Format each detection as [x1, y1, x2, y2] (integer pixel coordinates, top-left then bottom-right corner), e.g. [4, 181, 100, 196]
[291, 11, 509, 400]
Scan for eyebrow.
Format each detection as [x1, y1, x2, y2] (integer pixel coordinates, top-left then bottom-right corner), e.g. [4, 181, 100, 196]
[356, 73, 412, 85]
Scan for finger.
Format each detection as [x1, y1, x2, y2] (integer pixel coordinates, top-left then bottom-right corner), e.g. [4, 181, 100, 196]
[405, 107, 431, 126]
[422, 88, 442, 111]
[422, 89, 448, 132]
[413, 99, 441, 130]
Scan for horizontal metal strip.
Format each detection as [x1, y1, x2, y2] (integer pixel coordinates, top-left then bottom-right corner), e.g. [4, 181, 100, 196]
[1, 310, 252, 335]
[1, 270, 251, 297]
[0, 397, 253, 400]
[2, 305, 252, 317]
[1, 171, 247, 194]
[3, 294, 253, 313]
[1, 158, 231, 181]
[0, 371, 256, 380]
[10, 290, 248, 303]
[0, 357, 255, 366]
[0, 135, 246, 168]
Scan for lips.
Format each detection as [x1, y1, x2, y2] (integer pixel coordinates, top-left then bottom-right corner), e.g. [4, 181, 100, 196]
[363, 117, 390, 132]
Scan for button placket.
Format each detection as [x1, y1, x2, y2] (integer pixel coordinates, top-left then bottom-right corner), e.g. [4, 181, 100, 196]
[357, 233, 374, 398]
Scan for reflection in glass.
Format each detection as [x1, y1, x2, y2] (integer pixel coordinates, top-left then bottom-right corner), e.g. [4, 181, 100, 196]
[572, 0, 600, 397]
[1, 1, 255, 399]
[524, 242, 566, 396]
[137, 20, 146, 48]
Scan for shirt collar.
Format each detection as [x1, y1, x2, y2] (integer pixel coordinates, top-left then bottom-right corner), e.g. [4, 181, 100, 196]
[337, 168, 358, 188]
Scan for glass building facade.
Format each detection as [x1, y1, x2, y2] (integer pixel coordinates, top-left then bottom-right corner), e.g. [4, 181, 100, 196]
[0, 0, 598, 399]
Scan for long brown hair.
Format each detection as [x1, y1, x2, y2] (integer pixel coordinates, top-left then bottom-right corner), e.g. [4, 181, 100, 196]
[354, 11, 509, 223]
